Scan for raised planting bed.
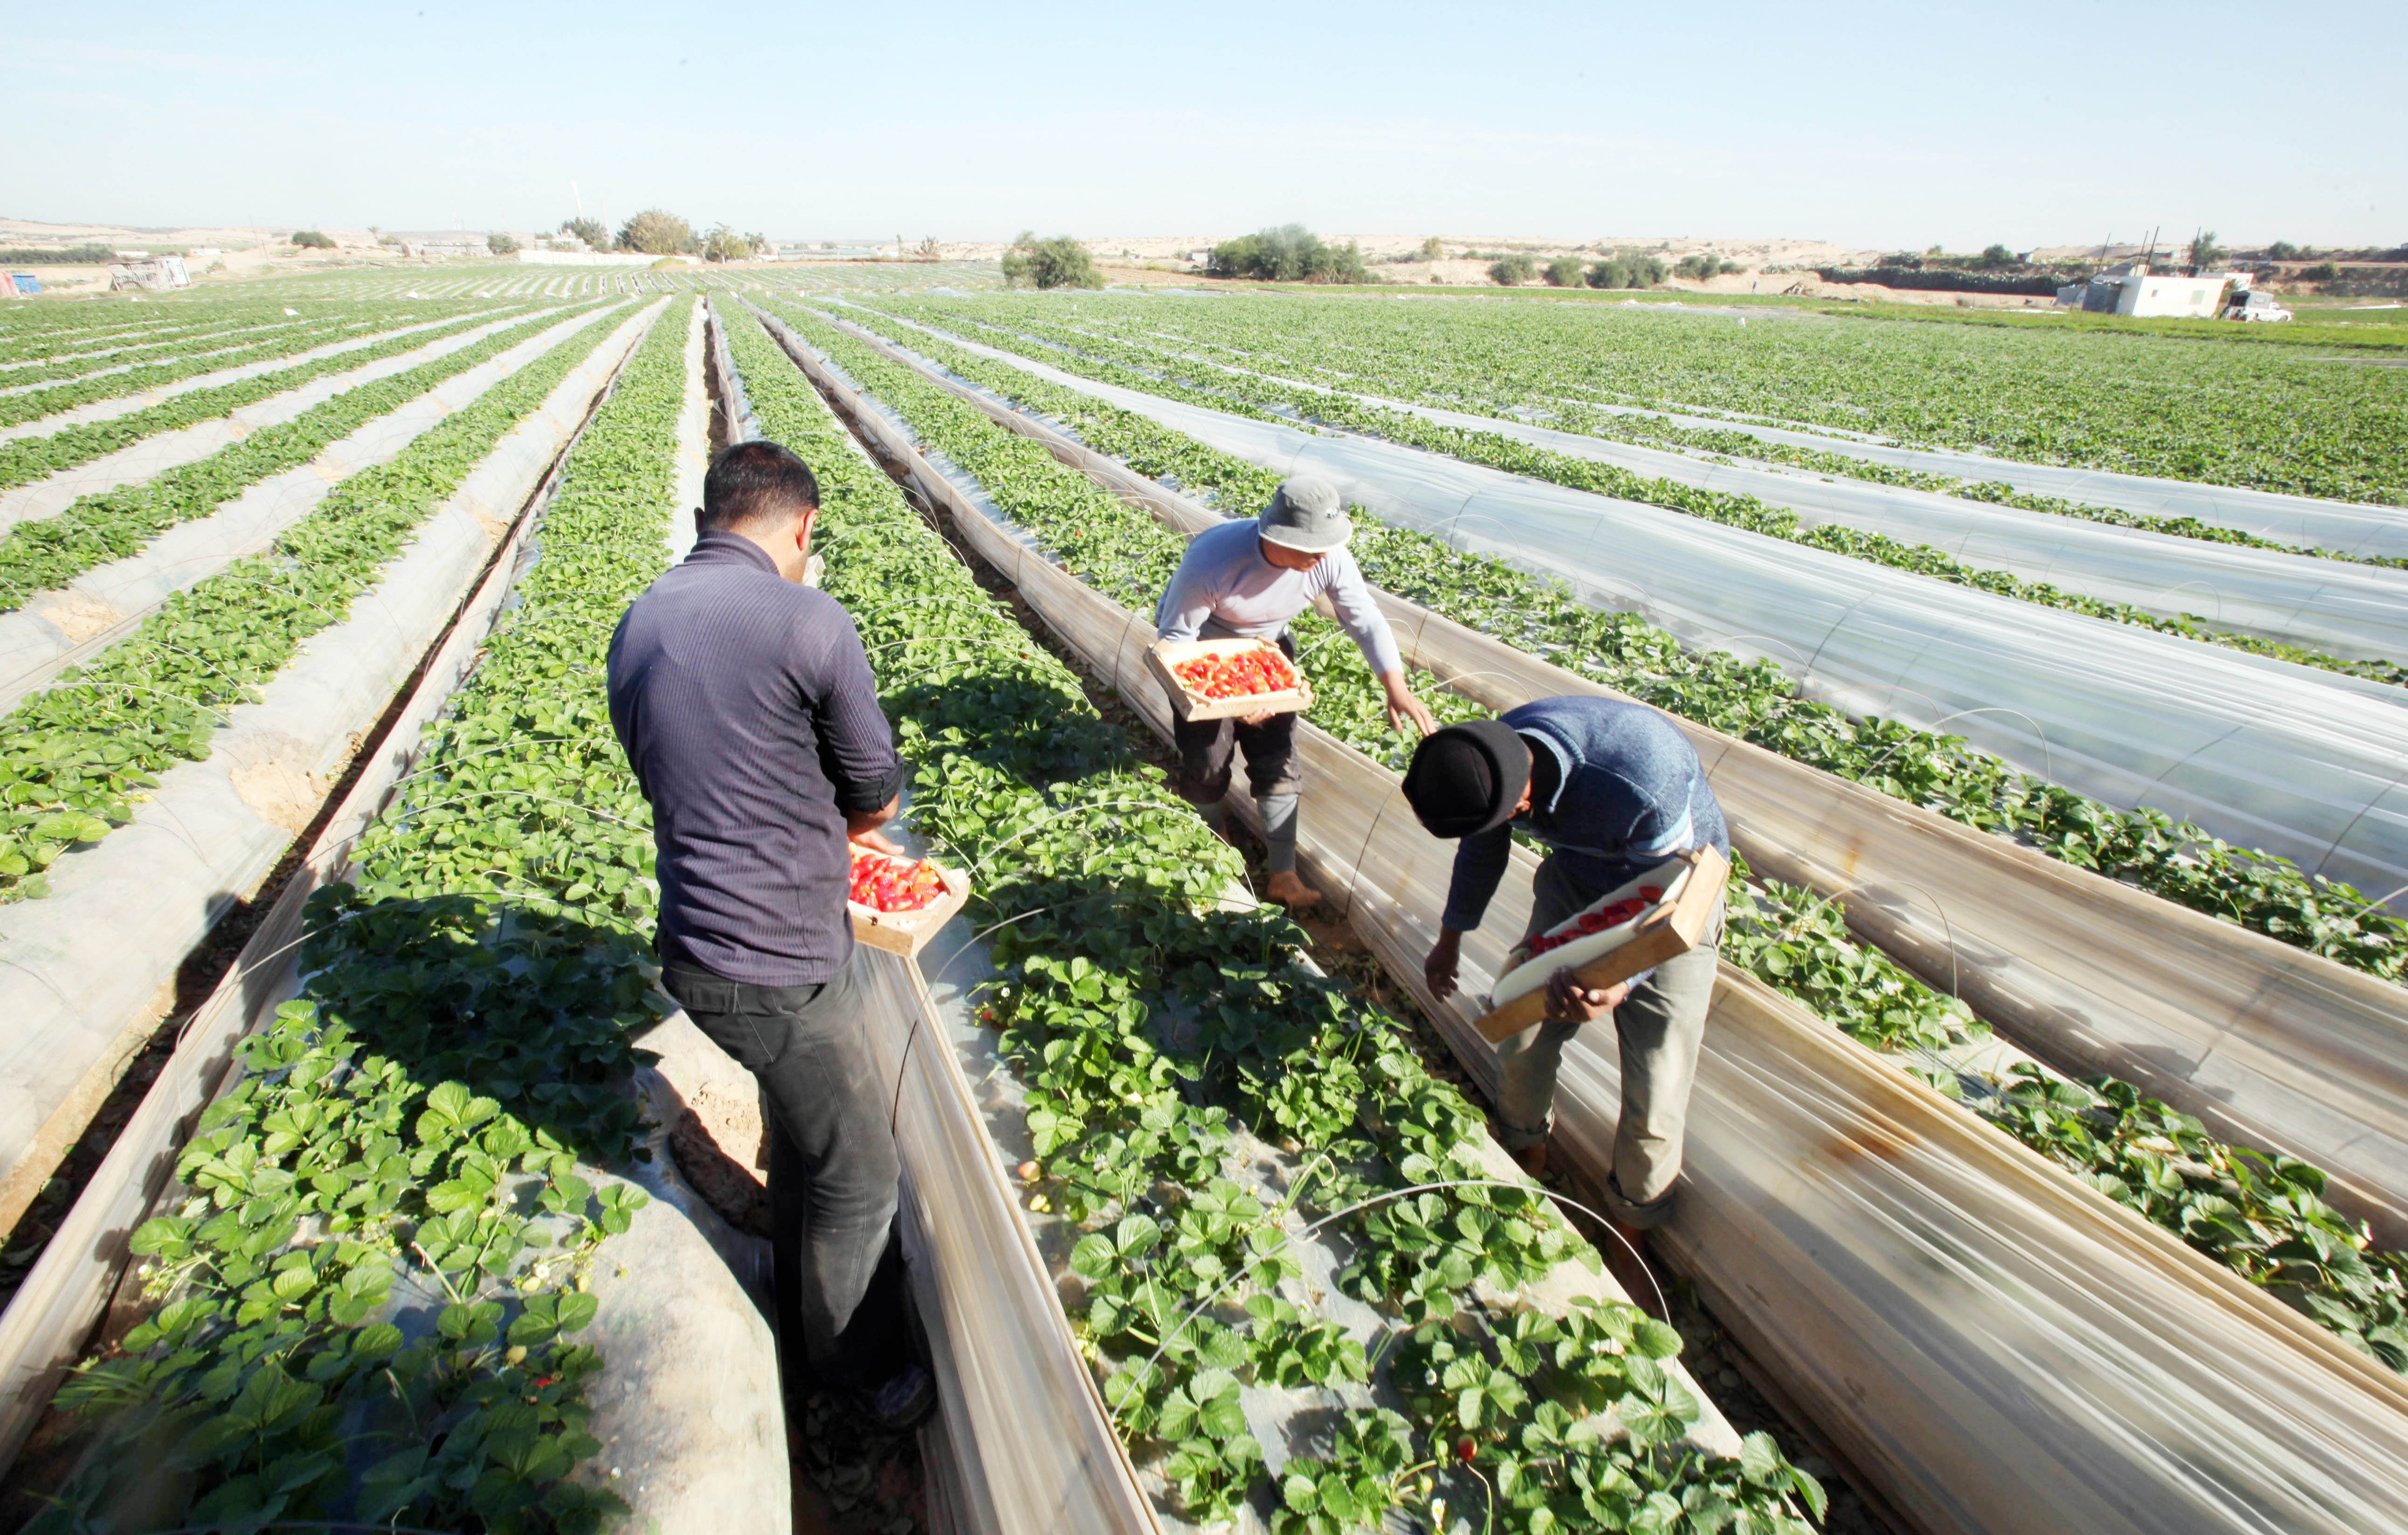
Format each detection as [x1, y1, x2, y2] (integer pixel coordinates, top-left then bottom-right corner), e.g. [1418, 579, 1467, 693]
[1, 294, 795, 1534]
[0, 301, 654, 1255]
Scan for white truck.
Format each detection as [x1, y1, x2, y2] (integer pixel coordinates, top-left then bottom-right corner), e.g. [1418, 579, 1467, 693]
[2223, 286, 2293, 322]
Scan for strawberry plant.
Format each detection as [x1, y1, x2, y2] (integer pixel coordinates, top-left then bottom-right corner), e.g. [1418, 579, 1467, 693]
[0, 303, 628, 901]
[727, 306, 1826, 1531]
[0, 301, 532, 494]
[0, 300, 615, 610]
[898, 289, 2408, 507]
[776, 302, 2408, 1377]
[881, 299, 2404, 683]
[28, 297, 699, 1533]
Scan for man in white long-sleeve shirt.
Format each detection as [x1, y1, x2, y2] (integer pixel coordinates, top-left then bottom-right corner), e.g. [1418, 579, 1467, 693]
[1156, 476, 1436, 907]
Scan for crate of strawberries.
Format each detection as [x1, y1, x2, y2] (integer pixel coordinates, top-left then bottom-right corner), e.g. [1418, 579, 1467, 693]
[1473, 846, 1730, 1042]
[847, 842, 972, 957]
[1145, 636, 1316, 722]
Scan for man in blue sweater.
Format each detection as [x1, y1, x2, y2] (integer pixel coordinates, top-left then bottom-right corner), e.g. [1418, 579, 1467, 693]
[1156, 475, 1435, 908]
[1405, 698, 1728, 1232]
[608, 440, 931, 1429]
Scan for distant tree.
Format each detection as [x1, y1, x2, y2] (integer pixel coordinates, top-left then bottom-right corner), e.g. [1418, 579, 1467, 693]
[1207, 225, 1366, 283]
[290, 230, 336, 250]
[2186, 229, 2224, 270]
[1420, 235, 1445, 262]
[1676, 253, 1732, 281]
[1978, 243, 2017, 268]
[701, 224, 759, 262]
[616, 209, 697, 255]
[559, 216, 607, 249]
[2266, 240, 2301, 262]
[915, 235, 942, 260]
[1000, 232, 1103, 289]
[1925, 244, 1944, 257]
[1543, 256, 1586, 287]
[2304, 261, 2340, 282]
[1589, 253, 1668, 289]
[1488, 253, 1539, 285]
[486, 232, 520, 256]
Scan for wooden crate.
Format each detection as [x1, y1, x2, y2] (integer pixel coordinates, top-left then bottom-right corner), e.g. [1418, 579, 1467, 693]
[1474, 846, 1731, 1042]
[1145, 637, 1315, 723]
[849, 852, 973, 958]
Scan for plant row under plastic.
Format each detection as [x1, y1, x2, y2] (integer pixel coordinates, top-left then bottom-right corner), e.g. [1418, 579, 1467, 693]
[779, 299, 2408, 1380]
[882, 298, 2406, 684]
[726, 303, 1829, 1533]
[0, 302, 619, 900]
[22, 296, 702, 1532]
[0, 300, 532, 496]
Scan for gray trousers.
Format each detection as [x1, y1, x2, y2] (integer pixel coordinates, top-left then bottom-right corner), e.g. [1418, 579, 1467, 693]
[663, 949, 910, 1392]
[1492, 856, 1723, 1228]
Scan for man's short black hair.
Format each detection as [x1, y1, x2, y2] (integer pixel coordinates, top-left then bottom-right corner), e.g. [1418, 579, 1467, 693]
[701, 439, 820, 533]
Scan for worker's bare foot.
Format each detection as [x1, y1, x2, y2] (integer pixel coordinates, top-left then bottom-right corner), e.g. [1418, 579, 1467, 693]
[1263, 869, 1323, 909]
[1512, 1141, 1549, 1177]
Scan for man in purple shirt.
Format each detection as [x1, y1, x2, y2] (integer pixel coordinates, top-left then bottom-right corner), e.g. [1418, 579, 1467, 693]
[608, 439, 930, 1428]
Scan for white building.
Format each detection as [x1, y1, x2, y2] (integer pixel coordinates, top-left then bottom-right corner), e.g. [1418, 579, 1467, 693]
[2057, 261, 2242, 318]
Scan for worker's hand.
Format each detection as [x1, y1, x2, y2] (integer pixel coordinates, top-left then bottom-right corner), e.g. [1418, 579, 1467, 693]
[1542, 967, 1629, 1024]
[1241, 706, 1276, 727]
[847, 793, 903, 857]
[1379, 671, 1438, 737]
[1423, 928, 1464, 1000]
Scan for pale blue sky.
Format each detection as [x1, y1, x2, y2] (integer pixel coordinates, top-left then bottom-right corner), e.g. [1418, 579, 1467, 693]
[4, 1, 2399, 249]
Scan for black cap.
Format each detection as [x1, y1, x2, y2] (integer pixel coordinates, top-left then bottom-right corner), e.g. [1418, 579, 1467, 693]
[1403, 720, 1530, 839]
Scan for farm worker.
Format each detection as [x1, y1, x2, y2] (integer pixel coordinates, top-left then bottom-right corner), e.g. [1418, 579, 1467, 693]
[1156, 475, 1437, 908]
[1404, 698, 1728, 1234]
[607, 440, 934, 1431]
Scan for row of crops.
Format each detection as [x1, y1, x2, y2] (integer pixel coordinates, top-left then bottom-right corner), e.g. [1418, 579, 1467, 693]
[915, 290, 2407, 506]
[769, 297, 2408, 1375]
[2, 296, 706, 1530]
[864, 296, 2408, 674]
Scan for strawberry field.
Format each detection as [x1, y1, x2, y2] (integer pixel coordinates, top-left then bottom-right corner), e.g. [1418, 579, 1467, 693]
[1, 266, 2405, 1535]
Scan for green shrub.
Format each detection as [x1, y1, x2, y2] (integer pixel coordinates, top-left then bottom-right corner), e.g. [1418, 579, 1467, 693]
[1588, 252, 1667, 289]
[557, 215, 607, 249]
[2305, 261, 2340, 281]
[701, 224, 759, 263]
[1001, 232, 1103, 289]
[1542, 256, 1586, 287]
[1487, 253, 1539, 285]
[614, 208, 697, 255]
[1207, 225, 1366, 284]
[1420, 235, 1445, 262]
[290, 230, 337, 250]
[486, 232, 520, 256]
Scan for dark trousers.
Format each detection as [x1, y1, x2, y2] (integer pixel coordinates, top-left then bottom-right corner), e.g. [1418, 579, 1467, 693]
[663, 950, 909, 1392]
[1168, 632, 1304, 805]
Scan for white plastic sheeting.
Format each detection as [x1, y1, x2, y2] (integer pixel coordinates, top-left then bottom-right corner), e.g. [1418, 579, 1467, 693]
[0, 303, 793, 1535]
[1225, 370, 2408, 664]
[0, 303, 631, 715]
[0, 307, 528, 537]
[888, 319, 2408, 919]
[667, 298, 709, 563]
[0, 302, 658, 1246]
[1559, 392, 2408, 561]
[797, 320, 2408, 1535]
[0, 306, 538, 447]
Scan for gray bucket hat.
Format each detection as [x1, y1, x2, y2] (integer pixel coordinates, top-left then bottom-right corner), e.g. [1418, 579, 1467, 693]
[1256, 475, 1353, 553]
